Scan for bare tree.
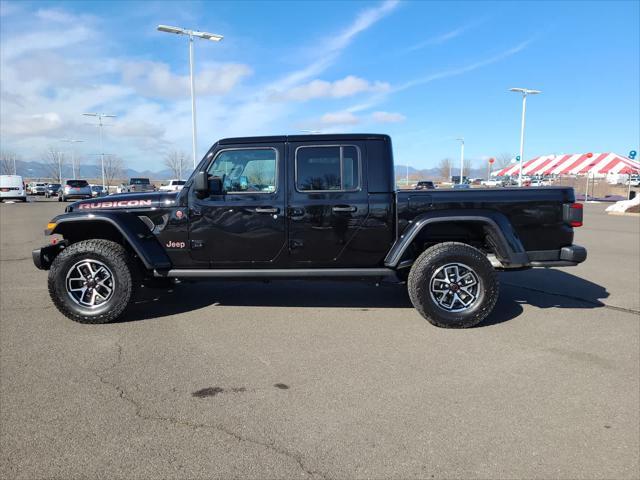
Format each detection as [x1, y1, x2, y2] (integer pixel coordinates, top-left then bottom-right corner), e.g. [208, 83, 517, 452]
[495, 153, 515, 169]
[0, 151, 19, 175]
[42, 147, 65, 182]
[102, 155, 124, 189]
[438, 158, 452, 180]
[164, 150, 188, 179]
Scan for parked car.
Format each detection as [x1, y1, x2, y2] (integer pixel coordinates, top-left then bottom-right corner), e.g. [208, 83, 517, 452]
[452, 183, 471, 189]
[90, 185, 107, 197]
[116, 183, 127, 194]
[414, 181, 435, 190]
[34, 133, 587, 329]
[124, 178, 156, 193]
[159, 179, 186, 192]
[0, 175, 27, 202]
[481, 179, 502, 187]
[58, 179, 92, 202]
[45, 183, 61, 198]
[28, 182, 47, 195]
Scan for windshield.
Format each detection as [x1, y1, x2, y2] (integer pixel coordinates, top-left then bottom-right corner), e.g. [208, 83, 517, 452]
[66, 180, 88, 187]
[48, 184, 61, 188]
[130, 178, 150, 185]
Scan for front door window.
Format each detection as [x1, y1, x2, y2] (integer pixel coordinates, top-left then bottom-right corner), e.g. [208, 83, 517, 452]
[208, 148, 277, 194]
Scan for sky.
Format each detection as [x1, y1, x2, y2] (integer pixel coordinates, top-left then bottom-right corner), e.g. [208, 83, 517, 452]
[1, 0, 639, 172]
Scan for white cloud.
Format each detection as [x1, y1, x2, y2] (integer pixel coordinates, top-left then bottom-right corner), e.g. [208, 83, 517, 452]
[121, 61, 252, 98]
[405, 18, 487, 52]
[4, 112, 63, 135]
[272, 75, 390, 101]
[371, 111, 406, 123]
[35, 8, 78, 23]
[397, 40, 533, 92]
[320, 111, 360, 126]
[271, 0, 399, 91]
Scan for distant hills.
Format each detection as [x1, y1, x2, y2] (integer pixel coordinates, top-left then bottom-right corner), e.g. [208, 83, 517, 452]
[8, 159, 179, 182]
[7, 159, 490, 183]
[393, 165, 488, 182]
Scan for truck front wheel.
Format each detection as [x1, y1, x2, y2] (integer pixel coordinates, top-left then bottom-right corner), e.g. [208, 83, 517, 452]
[48, 239, 135, 324]
[407, 242, 499, 328]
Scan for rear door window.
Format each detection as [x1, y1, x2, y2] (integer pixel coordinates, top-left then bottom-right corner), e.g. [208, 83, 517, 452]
[295, 146, 360, 192]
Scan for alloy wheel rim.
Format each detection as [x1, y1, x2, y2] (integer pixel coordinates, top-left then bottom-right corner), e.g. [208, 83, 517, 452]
[429, 263, 480, 312]
[65, 259, 115, 308]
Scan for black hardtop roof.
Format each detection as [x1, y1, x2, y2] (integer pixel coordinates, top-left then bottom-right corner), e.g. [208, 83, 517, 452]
[218, 133, 390, 145]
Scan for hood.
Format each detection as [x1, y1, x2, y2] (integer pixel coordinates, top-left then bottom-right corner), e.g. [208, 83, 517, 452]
[66, 191, 179, 212]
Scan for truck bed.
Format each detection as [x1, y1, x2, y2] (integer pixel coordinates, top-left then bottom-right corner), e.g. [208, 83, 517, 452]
[396, 186, 576, 252]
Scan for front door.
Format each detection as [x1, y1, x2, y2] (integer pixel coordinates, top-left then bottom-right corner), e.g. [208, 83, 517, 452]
[287, 142, 370, 266]
[188, 143, 287, 266]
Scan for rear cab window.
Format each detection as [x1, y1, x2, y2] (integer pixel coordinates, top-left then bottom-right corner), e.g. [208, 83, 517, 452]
[66, 180, 89, 188]
[130, 178, 150, 185]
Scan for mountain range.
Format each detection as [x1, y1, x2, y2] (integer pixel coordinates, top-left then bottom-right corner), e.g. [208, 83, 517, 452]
[4, 159, 493, 183]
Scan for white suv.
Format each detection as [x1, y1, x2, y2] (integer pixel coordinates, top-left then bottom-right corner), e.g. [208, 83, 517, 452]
[0, 175, 27, 202]
[159, 179, 186, 192]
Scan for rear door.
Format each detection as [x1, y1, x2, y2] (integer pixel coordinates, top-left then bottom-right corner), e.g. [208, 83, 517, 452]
[287, 141, 370, 266]
[188, 142, 287, 266]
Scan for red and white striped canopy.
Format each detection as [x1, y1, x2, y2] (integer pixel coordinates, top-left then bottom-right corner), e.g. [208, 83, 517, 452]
[495, 153, 640, 177]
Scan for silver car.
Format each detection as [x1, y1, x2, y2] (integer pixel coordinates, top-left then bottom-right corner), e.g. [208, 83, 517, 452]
[58, 179, 92, 202]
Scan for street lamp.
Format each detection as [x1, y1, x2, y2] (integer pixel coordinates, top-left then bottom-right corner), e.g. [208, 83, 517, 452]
[61, 139, 84, 178]
[455, 137, 465, 184]
[157, 24, 223, 168]
[82, 113, 116, 189]
[509, 87, 541, 186]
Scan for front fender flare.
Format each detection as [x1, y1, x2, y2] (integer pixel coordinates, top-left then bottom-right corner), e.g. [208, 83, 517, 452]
[48, 212, 172, 270]
[384, 211, 528, 268]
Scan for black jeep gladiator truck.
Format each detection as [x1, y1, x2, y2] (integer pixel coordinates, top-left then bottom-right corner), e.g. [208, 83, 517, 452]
[33, 134, 586, 328]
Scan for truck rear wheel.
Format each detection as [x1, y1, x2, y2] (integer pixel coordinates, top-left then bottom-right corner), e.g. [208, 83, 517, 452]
[48, 239, 135, 324]
[407, 242, 498, 328]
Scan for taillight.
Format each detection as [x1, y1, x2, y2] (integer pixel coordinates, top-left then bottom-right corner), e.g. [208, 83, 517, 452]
[564, 202, 583, 227]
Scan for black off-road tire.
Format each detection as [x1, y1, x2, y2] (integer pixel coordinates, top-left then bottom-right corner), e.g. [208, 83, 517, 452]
[48, 239, 135, 324]
[407, 242, 499, 328]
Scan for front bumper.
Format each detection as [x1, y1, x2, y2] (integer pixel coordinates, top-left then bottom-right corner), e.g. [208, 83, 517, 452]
[528, 245, 587, 267]
[32, 242, 67, 270]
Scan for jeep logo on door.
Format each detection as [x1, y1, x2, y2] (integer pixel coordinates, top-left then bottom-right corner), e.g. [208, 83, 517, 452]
[78, 200, 153, 209]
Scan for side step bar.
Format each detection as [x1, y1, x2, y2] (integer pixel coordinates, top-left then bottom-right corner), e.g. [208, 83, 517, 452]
[155, 268, 396, 278]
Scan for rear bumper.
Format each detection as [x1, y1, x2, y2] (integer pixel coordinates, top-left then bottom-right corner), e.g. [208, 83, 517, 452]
[63, 194, 92, 199]
[528, 245, 587, 267]
[32, 242, 67, 270]
[0, 195, 26, 201]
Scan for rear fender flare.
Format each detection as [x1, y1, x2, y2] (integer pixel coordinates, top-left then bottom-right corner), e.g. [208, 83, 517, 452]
[49, 212, 172, 270]
[384, 211, 528, 268]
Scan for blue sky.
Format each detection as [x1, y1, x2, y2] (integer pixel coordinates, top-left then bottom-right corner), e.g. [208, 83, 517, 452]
[1, 0, 638, 171]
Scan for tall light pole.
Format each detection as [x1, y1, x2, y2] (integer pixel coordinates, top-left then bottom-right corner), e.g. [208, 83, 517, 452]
[157, 25, 223, 168]
[509, 87, 541, 186]
[56, 151, 62, 183]
[455, 138, 465, 184]
[83, 113, 116, 189]
[61, 139, 84, 178]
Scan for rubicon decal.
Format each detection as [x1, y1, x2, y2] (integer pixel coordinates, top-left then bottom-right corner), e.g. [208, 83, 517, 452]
[78, 200, 153, 209]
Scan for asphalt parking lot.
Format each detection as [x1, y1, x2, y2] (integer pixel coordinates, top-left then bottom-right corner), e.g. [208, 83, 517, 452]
[1, 197, 638, 479]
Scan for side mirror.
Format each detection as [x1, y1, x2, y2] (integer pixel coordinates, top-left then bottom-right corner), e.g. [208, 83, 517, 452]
[209, 176, 223, 195]
[193, 171, 209, 195]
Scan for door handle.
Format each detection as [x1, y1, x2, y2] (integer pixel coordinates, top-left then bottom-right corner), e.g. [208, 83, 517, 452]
[332, 205, 357, 213]
[255, 207, 280, 214]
